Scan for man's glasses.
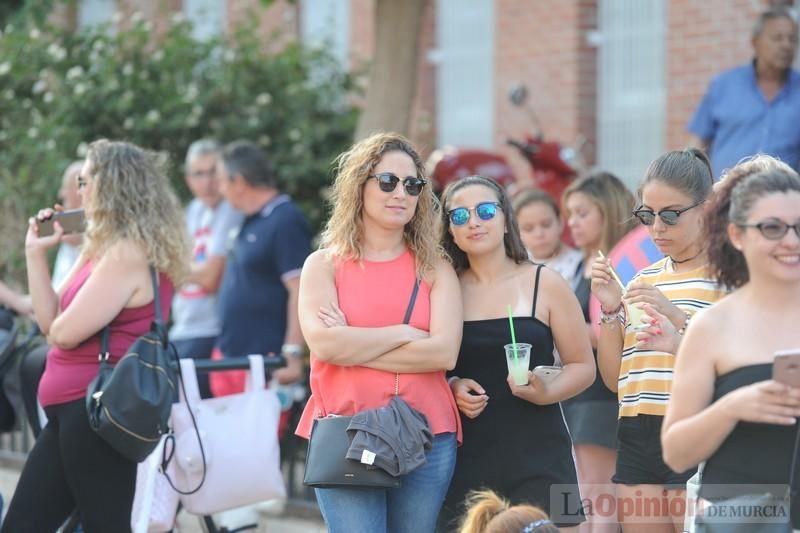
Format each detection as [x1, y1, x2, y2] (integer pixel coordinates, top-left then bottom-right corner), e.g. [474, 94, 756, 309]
[739, 219, 800, 240]
[632, 200, 703, 226]
[367, 172, 427, 196]
[448, 202, 502, 226]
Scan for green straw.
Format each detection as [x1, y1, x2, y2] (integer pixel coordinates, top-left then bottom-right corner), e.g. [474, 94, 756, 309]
[507, 305, 518, 362]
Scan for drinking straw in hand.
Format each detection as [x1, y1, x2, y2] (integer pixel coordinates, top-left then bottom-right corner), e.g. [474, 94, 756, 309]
[507, 304, 518, 362]
[598, 251, 625, 291]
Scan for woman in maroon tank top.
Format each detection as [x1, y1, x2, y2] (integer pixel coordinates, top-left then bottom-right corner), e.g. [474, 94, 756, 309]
[3, 140, 189, 532]
[297, 132, 463, 533]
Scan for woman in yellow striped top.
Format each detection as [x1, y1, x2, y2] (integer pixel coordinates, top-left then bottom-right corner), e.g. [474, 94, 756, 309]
[591, 149, 726, 533]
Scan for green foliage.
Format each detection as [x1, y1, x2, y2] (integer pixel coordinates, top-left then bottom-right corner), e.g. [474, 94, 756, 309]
[0, 13, 358, 283]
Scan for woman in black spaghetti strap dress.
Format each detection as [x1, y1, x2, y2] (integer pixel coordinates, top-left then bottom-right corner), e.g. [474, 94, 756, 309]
[438, 176, 596, 531]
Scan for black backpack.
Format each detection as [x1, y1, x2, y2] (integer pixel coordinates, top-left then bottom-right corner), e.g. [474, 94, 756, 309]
[85, 268, 177, 462]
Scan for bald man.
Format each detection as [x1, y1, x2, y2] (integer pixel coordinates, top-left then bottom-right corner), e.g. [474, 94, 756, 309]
[51, 161, 83, 287]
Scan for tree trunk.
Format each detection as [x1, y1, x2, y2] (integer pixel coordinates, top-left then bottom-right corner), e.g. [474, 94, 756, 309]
[354, 0, 426, 140]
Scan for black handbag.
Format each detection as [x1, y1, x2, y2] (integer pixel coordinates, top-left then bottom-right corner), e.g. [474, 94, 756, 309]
[303, 279, 420, 489]
[86, 267, 177, 463]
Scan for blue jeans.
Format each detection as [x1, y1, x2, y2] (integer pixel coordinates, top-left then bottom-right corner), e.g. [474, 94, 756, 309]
[315, 433, 457, 533]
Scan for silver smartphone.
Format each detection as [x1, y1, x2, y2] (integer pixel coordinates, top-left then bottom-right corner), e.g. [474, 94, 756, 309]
[38, 209, 85, 237]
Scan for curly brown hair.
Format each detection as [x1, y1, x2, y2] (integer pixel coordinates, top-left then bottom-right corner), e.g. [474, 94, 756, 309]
[319, 132, 443, 275]
[706, 155, 799, 289]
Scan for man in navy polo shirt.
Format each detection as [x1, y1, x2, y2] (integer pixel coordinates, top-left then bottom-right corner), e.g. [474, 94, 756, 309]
[688, 6, 800, 179]
[215, 140, 309, 384]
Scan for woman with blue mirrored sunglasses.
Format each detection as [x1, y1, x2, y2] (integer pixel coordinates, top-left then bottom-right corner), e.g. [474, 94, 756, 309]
[438, 175, 594, 530]
[447, 202, 502, 226]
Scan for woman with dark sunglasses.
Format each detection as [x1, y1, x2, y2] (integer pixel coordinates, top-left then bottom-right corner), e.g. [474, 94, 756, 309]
[662, 157, 800, 531]
[591, 149, 727, 533]
[438, 175, 595, 532]
[295, 133, 462, 533]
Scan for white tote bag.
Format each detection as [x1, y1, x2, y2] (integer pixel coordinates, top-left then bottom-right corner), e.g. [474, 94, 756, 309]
[171, 355, 286, 515]
[130, 435, 180, 533]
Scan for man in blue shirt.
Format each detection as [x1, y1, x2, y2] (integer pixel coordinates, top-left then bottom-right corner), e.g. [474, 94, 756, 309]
[688, 7, 800, 179]
[215, 140, 309, 384]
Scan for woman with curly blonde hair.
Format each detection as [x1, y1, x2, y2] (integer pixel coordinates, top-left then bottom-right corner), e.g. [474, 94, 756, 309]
[4, 140, 189, 532]
[296, 132, 463, 533]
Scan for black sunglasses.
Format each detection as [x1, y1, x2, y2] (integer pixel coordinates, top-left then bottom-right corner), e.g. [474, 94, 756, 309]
[448, 202, 502, 226]
[633, 200, 704, 226]
[367, 172, 427, 196]
[738, 219, 800, 240]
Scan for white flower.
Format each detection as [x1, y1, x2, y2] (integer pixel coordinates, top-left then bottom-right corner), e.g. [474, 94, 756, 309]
[288, 129, 301, 142]
[92, 39, 105, 52]
[123, 117, 134, 129]
[66, 66, 84, 81]
[259, 135, 271, 147]
[46, 43, 67, 62]
[32, 80, 47, 94]
[170, 12, 185, 25]
[22, 98, 31, 109]
[43, 92, 53, 103]
[29, 28, 40, 40]
[77, 143, 89, 157]
[73, 83, 87, 96]
[130, 11, 143, 24]
[0, 62, 10, 76]
[223, 50, 236, 63]
[256, 93, 272, 106]
[27, 127, 38, 139]
[247, 116, 259, 128]
[0, 131, 7, 142]
[143, 21, 153, 32]
[2, 89, 13, 100]
[122, 63, 134, 76]
[111, 12, 124, 25]
[183, 84, 198, 102]
[45, 139, 56, 150]
[152, 50, 164, 62]
[145, 110, 160, 122]
[4, 24, 14, 34]
[89, 51, 100, 64]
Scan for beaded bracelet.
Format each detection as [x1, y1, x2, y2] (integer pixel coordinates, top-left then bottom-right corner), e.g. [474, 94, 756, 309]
[677, 313, 692, 335]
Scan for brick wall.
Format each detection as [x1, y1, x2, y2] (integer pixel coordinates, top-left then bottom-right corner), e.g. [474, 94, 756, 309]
[493, 0, 598, 183]
[665, 0, 770, 150]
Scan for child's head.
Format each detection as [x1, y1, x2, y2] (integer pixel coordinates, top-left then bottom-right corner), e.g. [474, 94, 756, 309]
[458, 490, 560, 533]
[513, 189, 564, 260]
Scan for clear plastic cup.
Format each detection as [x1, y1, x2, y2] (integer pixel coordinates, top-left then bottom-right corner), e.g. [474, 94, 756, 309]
[504, 343, 532, 386]
[625, 300, 649, 330]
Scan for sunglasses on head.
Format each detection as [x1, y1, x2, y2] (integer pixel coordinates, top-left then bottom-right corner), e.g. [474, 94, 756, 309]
[367, 172, 427, 196]
[739, 219, 800, 240]
[448, 201, 502, 226]
[632, 200, 703, 226]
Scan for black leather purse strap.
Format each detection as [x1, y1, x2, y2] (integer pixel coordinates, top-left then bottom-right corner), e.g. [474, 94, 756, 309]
[99, 266, 160, 358]
[394, 278, 420, 397]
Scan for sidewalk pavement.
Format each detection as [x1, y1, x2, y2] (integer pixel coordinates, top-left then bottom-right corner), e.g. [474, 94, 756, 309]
[0, 461, 327, 533]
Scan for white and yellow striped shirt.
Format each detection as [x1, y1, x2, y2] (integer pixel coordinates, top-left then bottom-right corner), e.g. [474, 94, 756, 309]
[618, 258, 726, 418]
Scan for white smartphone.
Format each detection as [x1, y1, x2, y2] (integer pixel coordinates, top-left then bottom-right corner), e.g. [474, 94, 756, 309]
[532, 365, 562, 383]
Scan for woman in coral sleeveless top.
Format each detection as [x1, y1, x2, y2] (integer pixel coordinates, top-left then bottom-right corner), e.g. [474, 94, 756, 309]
[296, 133, 463, 533]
